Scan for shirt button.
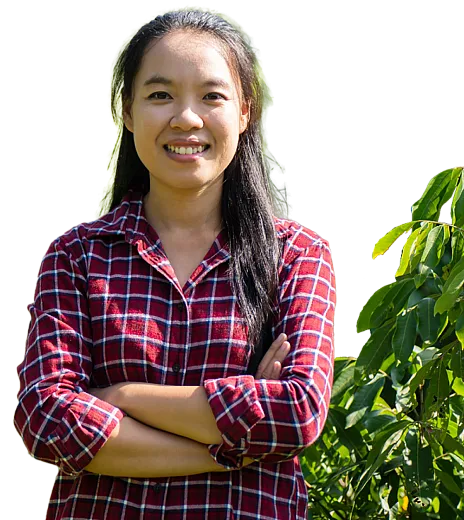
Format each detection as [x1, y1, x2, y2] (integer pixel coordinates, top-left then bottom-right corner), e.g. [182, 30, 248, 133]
[153, 483, 162, 492]
[173, 362, 181, 373]
[177, 302, 183, 311]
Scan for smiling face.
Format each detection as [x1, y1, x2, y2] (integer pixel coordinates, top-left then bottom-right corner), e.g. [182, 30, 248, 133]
[123, 30, 249, 193]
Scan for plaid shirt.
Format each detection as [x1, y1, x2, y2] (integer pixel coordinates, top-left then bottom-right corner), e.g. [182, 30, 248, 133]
[14, 191, 336, 520]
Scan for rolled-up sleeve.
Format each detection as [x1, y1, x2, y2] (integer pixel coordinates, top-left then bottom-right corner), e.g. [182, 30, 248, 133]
[14, 238, 125, 476]
[203, 241, 336, 469]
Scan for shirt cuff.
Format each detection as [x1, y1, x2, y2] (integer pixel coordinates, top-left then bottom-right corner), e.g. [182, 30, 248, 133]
[203, 375, 265, 468]
[45, 391, 125, 476]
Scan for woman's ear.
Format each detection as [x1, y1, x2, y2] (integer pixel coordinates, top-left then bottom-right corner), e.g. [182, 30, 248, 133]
[123, 101, 134, 133]
[239, 100, 250, 134]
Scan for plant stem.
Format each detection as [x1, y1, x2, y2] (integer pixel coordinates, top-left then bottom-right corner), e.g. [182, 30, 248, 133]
[415, 219, 464, 232]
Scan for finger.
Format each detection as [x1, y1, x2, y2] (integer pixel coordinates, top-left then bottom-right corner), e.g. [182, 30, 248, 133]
[258, 333, 287, 373]
[255, 334, 287, 376]
[259, 361, 281, 381]
[271, 333, 287, 350]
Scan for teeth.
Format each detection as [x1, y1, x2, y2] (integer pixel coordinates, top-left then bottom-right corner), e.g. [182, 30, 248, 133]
[167, 145, 206, 155]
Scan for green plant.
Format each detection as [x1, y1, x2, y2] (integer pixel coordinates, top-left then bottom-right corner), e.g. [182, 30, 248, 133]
[300, 167, 464, 519]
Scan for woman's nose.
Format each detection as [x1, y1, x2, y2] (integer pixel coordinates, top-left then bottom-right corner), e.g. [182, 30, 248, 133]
[170, 105, 203, 131]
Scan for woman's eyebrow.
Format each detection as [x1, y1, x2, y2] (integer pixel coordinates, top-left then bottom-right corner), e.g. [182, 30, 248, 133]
[142, 75, 231, 90]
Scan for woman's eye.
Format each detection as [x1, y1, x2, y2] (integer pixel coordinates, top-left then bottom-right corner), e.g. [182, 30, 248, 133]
[148, 92, 225, 101]
[204, 92, 226, 101]
[148, 91, 171, 100]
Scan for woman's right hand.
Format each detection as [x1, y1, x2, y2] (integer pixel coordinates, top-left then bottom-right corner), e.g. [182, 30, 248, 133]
[237, 335, 291, 470]
[255, 333, 290, 380]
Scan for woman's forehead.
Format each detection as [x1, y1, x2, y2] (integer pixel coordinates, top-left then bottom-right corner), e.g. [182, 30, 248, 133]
[136, 31, 239, 91]
[145, 31, 224, 63]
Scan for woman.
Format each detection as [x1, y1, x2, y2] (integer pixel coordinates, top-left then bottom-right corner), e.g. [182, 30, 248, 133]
[14, 10, 336, 519]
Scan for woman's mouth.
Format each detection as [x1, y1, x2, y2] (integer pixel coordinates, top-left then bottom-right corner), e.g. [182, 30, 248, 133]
[163, 144, 211, 162]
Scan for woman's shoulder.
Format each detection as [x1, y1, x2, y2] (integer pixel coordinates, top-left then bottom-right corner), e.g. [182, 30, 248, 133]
[45, 202, 127, 263]
[54, 197, 134, 251]
[273, 216, 331, 254]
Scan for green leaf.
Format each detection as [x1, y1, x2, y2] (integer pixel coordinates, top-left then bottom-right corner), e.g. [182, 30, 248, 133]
[302, 443, 321, 466]
[406, 289, 424, 310]
[433, 289, 459, 315]
[450, 230, 464, 272]
[355, 322, 396, 382]
[424, 358, 450, 413]
[424, 428, 443, 458]
[370, 278, 416, 329]
[416, 346, 439, 365]
[442, 433, 464, 461]
[387, 471, 400, 508]
[408, 359, 438, 395]
[435, 469, 463, 497]
[436, 460, 464, 497]
[436, 489, 463, 516]
[417, 273, 444, 297]
[333, 357, 355, 380]
[450, 168, 464, 227]
[402, 427, 434, 510]
[327, 407, 367, 460]
[382, 457, 404, 479]
[396, 227, 423, 277]
[434, 256, 464, 314]
[412, 168, 460, 222]
[396, 384, 416, 413]
[391, 362, 409, 388]
[331, 364, 355, 401]
[373, 222, 417, 259]
[442, 167, 463, 202]
[380, 351, 395, 373]
[450, 343, 464, 379]
[298, 454, 312, 481]
[376, 282, 416, 328]
[416, 297, 448, 345]
[357, 284, 393, 333]
[413, 263, 434, 289]
[345, 407, 369, 429]
[355, 420, 410, 498]
[456, 314, 464, 348]
[452, 377, 464, 396]
[392, 311, 417, 364]
[443, 253, 464, 292]
[420, 224, 447, 269]
[363, 410, 396, 436]
[346, 375, 385, 428]
[447, 302, 461, 324]
[410, 223, 434, 272]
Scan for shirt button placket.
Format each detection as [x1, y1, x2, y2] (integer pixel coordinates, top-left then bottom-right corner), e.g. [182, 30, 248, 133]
[173, 301, 185, 376]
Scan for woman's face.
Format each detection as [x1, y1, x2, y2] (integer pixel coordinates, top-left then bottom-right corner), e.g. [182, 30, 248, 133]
[124, 30, 249, 193]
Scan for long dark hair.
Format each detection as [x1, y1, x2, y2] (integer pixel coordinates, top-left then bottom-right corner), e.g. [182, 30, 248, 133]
[101, 9, 288, 346]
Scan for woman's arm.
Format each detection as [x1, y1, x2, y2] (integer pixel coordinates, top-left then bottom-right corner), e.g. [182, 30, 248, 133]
[89, 334, 290, 446]
[84, 415, 251, 477]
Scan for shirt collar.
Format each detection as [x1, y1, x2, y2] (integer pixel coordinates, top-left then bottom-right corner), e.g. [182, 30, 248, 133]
[86, 189, 291, 248]
[86, 190, 231, 260]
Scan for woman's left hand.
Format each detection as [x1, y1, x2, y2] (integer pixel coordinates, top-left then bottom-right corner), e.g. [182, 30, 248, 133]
[255, 333, 291, 380]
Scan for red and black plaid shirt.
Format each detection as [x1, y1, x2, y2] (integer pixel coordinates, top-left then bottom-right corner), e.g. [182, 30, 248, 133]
[14, 191, 336, 519]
